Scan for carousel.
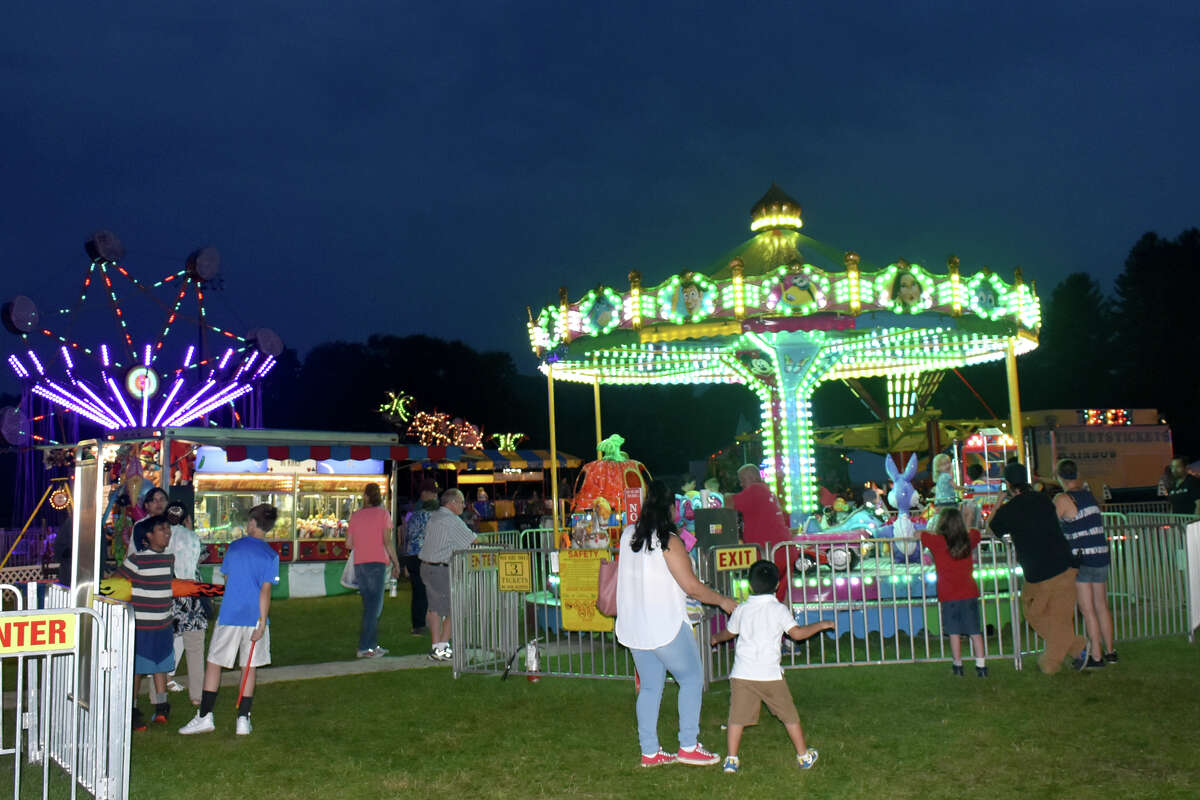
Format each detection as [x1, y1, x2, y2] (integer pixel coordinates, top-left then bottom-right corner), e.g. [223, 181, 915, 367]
[526, 184, 1042, 523]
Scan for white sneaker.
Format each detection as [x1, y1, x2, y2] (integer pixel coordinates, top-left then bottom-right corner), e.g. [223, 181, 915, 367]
[236, 715, 252, 736]
[179, 712, 215, 735]
[166, 680, 186, 693]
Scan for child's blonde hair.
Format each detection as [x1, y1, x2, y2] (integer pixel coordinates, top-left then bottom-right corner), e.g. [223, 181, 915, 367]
[932, 453, 951, 473]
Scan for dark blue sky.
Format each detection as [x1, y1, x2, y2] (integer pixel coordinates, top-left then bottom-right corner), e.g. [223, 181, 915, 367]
[3, 1, 1198, 394]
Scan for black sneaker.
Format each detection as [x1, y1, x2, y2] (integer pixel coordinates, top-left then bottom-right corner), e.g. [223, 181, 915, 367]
[1104, 651, 1119, 664]
[976, 665, 989, 678]
[1086, 657, 1107, 669]
[951, 664, 964, 676]
[131, 708, 147, 732]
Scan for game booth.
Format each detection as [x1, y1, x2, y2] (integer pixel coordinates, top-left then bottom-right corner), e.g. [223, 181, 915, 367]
[97, 427, 463, 597]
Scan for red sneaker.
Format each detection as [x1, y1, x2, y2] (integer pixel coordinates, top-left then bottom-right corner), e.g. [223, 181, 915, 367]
[640, 749, 677, 768]
[677, 743, 721, 766]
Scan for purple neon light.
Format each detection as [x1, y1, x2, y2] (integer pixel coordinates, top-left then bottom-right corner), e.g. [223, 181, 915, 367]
[74, 380, 127, 427]
[143, 344, 152, 367]
[32, 385, 119, 429]
[105, 375, 138, 426]
[170, 383, 254, 427]
[183, 345, 195, 368]
[255, 356, 276, 378]
[43, 378, 124, 427]
[151, 377, 186, 427]
[218, 348, 234, 370]
[163, 379, 216, 425]
[61, 345, 74, 370]
[26, 350, 44, 376]
[8, 355, 29, 378]
[100, 344, 110, 367]
[140, 387, 149, 427]
[164, 379, 239, 426]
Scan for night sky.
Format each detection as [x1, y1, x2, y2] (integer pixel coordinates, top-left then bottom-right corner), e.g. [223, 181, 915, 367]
[3, 2, 1198, 396]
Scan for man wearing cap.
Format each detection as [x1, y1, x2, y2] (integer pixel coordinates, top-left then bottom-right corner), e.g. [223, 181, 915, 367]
[418, 489, 476, 662]
[987, 462, 1089, 673]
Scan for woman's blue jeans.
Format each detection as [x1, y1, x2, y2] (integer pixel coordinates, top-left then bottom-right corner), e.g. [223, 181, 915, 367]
[357, 562, 387, 651]
[629, 622, 703, 756]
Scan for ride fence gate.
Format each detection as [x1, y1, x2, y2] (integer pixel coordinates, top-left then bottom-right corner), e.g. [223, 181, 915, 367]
[452, 519, 1197, 682]
[0, 583, 134, 800]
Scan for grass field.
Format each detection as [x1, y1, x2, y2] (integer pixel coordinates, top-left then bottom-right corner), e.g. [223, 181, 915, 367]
[7, 584, 1200, 798]
[127, 634, 1200, 799]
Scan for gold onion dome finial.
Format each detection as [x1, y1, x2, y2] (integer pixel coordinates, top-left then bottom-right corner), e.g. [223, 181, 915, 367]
[750, 182, 803, 232]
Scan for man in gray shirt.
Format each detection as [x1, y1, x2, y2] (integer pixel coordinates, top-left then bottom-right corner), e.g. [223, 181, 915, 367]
[418, 489, 477, 661]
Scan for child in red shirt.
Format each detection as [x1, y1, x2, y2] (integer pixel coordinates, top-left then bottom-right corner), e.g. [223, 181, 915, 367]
[920, 508, 986, 677]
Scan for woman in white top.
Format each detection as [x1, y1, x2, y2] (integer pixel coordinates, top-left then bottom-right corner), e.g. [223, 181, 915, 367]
[165, 501, 208, 707]
[615, 480, 737, 768]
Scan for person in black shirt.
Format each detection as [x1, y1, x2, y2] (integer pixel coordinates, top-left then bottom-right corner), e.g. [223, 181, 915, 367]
[987, 463, 1088, 674]
[1166, 457, 1200, 516]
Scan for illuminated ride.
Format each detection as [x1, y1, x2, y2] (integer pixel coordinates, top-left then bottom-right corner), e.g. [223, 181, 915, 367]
[527, 185, 1042, 519]
[3, 232, 282, 443]
[525, 186, 1039, 639]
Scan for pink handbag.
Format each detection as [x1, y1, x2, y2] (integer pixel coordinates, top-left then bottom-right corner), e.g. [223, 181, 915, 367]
[596, 557, 618, 617]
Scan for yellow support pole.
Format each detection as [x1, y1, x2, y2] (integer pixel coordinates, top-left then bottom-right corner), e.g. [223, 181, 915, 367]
[1005, 339, 1024, 464]
[592, 375, 602, 450]
[547, 364, 561, 536]
[0, 482, 56, 570]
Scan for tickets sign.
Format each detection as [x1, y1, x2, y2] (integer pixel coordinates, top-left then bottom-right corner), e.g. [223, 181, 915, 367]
[0, 613, 77, 655]
[714, 546, 758, 571]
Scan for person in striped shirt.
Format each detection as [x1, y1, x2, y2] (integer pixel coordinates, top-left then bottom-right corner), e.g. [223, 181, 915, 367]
[1053, 459, 1116, 667]
[115, 514, 175, 730]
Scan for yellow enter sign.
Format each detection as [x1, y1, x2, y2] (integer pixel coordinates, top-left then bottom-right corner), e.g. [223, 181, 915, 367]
[0, 612, 77, 655]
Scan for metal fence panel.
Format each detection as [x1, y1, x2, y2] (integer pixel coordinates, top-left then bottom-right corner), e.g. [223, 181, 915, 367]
[452, 518, 1194, 681]
[1, 585, 134, 800]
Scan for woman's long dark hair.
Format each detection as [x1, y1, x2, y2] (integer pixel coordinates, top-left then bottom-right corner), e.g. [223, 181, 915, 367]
[935, 507, 972, 560]
[630, 479, 676, 553]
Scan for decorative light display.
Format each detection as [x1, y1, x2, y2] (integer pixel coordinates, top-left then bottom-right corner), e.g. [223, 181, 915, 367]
[523, 187, 1042, 513]
[491, 432, 527, 450]
[406, 411, 484, 449]
[378, 390, 416, 424]
[3, 234, 280, 433]
[1079, 409, 1132, 426]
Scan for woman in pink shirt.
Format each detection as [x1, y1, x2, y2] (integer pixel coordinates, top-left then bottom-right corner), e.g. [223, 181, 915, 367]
[346, 483, 401, 658]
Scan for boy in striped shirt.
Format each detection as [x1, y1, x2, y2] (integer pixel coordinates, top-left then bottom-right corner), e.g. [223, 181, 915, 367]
[116, 513, 175, 731]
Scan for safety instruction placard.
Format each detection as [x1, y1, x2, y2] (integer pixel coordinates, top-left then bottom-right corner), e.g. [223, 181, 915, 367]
[715, 546, 758, 571]
[557, 549, 614, 633]
[497, 553, 532, 592]
[0, 613, 77, 655]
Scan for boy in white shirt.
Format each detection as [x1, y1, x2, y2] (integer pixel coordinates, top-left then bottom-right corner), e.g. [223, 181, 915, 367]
[710, 560, 835, 774]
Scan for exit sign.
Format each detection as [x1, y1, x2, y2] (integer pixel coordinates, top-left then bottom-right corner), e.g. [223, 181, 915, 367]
[715, 546, 758, 571]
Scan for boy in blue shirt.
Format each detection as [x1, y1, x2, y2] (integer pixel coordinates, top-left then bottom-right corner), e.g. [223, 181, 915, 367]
[179, 504, 280, 736]
[710, 560, 835, 774]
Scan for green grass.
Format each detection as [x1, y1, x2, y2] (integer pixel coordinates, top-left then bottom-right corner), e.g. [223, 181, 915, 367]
[121, 636, 1200, 799]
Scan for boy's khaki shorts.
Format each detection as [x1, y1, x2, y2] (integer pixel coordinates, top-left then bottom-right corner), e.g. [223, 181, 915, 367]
[729, 678, 800, 725]
[207, 623, 271, 669]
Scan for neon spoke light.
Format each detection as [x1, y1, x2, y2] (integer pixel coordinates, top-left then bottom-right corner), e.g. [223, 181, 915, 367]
[7, 236, 279, 434]
[524, 185, 1042, 514]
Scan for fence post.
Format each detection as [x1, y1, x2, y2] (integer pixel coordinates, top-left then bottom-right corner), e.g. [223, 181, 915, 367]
[1005, 536, 1023, 671]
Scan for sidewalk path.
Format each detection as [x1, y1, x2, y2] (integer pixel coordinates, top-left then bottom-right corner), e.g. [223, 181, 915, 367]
[3, 652, 448, 709]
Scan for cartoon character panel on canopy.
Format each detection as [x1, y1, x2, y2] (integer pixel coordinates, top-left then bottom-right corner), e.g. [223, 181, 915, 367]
[526, 185, 1041, 515]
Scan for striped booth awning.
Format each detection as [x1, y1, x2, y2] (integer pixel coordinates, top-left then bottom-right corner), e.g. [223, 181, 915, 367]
[457, 449, 582, 471]
[222, 443, 464, 463]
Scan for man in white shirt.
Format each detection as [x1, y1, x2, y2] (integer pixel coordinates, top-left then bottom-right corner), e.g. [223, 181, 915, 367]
[417, 489, 477, 661]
